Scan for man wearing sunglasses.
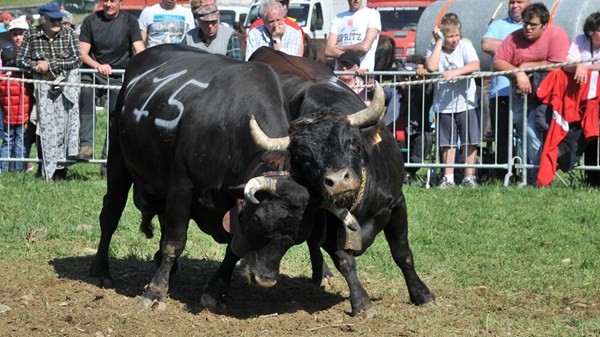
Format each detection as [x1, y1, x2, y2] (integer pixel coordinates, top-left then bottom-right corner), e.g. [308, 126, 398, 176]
[16, 2, 82, 181]
[493, 2, 570, 186]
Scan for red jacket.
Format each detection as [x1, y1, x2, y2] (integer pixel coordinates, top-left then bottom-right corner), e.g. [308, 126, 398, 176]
[0, 70, 33, 126]
[536, 69, 600, 186]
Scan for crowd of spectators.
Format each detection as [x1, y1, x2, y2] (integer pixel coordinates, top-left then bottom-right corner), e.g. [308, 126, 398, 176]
[0, 0, 599, 187]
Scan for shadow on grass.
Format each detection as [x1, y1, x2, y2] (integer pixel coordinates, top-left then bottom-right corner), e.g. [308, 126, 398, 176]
[49, 255, 345, 318]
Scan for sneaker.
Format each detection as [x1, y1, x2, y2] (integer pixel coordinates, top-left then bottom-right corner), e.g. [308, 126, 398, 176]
[76, 146, 93, 161]
[461, 176, 478, 188]
[438, 177, 455, 189]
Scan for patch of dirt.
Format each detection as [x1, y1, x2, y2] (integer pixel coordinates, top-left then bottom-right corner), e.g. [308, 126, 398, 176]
[0, 258, 598, 336]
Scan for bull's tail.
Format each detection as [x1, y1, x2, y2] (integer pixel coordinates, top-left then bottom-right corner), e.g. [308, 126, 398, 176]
[139, 211, 154, 239]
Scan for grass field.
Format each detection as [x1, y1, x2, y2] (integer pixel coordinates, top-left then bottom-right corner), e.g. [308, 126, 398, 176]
[0, 161, 599, 335]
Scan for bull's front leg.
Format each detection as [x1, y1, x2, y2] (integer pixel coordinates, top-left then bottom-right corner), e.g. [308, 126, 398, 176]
[139, 186, 192, 309]
[200, 244, 240, 312]
[384, 196, 435, 305]
[308, 222, 334, 286]
[328, 249, 376, 318]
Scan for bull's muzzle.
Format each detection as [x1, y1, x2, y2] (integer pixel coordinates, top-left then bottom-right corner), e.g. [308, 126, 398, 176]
[323, 168, 360, 197]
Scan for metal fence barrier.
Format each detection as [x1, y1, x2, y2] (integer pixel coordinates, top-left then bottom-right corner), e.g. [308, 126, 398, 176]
[1, 63, 599, 187]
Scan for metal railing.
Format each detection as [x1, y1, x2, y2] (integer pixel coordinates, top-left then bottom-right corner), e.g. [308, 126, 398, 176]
[1, 61, 599, 187]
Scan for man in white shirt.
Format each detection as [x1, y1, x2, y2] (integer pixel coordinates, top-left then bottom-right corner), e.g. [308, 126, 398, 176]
[245, 0, 303, 60]
[325, 0, 381, 71]
[139, 0, 195, 47]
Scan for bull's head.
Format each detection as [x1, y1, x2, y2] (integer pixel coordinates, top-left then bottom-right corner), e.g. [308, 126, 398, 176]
[230, 175, 310, 288]
[250, 82, 385, 209]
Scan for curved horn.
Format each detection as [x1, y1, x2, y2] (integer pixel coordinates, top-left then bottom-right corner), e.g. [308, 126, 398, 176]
[347, 82, 386, 127]
[244, 176, 278, 204]
[249, 116, 290, 150]
[321, 205, 362, 251]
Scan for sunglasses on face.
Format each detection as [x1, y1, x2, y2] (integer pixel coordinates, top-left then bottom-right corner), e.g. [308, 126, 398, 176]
[523, 21, 541, 29]
[45, 16, 62, 24]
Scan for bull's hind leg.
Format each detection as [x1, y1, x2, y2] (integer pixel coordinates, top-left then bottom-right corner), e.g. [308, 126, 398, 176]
[89, 148, 133, 288]
[201, 244, 240, 312]
[384, 195, 435, 305]
[139, 182, 192, 309]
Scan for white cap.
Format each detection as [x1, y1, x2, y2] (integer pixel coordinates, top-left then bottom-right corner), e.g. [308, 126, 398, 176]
[9, 18, 29, 31]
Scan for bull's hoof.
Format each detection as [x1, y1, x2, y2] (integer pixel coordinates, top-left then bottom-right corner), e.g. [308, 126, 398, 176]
[88, 275, 113, 288]
[201, 293, 226, 312]
[352, 303, 377, 319]
[410, 288, 436, 306]
[139, 288, 165, 310]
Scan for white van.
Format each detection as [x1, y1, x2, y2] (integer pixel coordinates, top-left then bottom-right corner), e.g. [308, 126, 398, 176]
[219, 4, 250, 28]
[243, 0, 348, 39]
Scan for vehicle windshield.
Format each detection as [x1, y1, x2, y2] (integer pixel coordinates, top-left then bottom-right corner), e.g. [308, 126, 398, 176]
[219, 10, 236, 27]
[244, 4, 309, 28]
[286, 4, 309, 27]
[376, 6, 426, 30]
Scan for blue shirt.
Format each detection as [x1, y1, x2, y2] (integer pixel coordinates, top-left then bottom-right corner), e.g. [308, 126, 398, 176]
[483, 16, 523, 98]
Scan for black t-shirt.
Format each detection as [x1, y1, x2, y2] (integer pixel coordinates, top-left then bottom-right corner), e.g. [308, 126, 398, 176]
[79, 11, 142, 69]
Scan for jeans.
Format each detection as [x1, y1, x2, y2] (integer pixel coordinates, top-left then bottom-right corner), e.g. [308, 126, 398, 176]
[0, 124, 25, 172]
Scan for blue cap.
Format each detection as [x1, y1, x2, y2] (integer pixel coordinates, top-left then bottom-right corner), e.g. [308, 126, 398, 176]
[38, 3, 65, 19]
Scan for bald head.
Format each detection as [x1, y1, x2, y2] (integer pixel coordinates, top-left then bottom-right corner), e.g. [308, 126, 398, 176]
[508, 0, 531, 23]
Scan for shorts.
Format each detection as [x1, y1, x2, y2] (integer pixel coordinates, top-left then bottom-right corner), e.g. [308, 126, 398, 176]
[437, 108, 481, 147]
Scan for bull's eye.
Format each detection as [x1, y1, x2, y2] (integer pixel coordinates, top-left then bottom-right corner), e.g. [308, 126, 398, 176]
[348, 138, 359, 153]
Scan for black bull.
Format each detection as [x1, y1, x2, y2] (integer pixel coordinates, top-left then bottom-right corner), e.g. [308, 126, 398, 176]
[249, 47, 435, 317]
[88, 45, 386, 310]
[88, 45, 316, 308]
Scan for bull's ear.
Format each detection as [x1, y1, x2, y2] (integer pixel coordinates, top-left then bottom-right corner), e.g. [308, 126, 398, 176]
[361, 122, 386, 146]
[262, 150, 291, 171]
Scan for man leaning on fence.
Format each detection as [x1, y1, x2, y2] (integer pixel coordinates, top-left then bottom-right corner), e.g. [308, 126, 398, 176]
[16, 3, 82, 181]
[493, 2, 570, 185]
[77, 0, 145, 178]
[481, 0, 531, 180]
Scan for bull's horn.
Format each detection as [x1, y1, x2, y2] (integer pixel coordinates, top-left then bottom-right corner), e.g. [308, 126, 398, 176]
[321, 205, 362, 251]
[244, 176, 278, 204]
[249, 116, 290, 150]
[347, 82, 385, 127]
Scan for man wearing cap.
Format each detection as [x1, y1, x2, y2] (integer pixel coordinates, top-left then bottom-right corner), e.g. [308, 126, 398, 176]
[245, 0, 303, 60]
[139, 0, 194, 48]
[17, 2, 82, 181]
[325, 0, 381, 71]
[184, 4, 242, 60]
[337, 51, 367, 99]
[0, 12, 13, 33]
[77, 0, 145, 175]
[190, 0, 215, 18]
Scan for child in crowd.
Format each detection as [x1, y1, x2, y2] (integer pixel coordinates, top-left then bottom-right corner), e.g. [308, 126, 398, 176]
[0, 19, 34, 172]
[425, 13, 481, 188]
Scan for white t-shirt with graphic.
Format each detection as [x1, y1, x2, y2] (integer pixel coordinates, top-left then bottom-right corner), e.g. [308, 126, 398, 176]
[426, 39, 479, 114]
[139, 4, 194, 47]
[330, 7, 381, 71]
